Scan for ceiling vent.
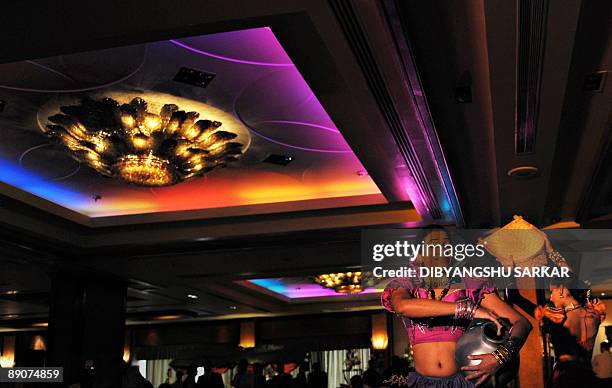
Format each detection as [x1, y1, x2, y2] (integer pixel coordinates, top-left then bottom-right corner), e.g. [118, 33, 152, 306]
[263, 154, 294, 166]
[516, 0, 549, 154]
[507, 165, 539, 179]
[330, 0, 442, 219]
[173, 67, 215, 88]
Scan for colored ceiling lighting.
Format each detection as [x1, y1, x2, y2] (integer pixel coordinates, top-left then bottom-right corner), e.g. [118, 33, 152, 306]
[313, 272, 367, 294]
[45, 97, 244, 187]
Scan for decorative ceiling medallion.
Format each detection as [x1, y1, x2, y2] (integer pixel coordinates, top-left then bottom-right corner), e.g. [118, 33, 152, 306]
[43, 93, 249, 187]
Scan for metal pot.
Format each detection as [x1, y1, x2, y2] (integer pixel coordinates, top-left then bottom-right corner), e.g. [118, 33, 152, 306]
[455, 321, 517, 387]
[455, 321, 508, 374]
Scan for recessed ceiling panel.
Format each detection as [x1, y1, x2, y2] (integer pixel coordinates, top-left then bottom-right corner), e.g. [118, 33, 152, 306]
[0, 27, 383, 221]
[244, 277, 382, 300]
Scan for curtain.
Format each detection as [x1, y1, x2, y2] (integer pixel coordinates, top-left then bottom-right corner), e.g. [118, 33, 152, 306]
[315, 348, 370, 388]
[221, 368, 233, 387]
[146, 359, 173, 387]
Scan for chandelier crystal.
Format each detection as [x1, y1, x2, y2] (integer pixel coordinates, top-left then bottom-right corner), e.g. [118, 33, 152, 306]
[45, 97, 244, 186]
[313, 272, 368, 294]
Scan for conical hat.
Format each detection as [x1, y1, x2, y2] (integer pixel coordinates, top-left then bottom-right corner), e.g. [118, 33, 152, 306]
[482, 215, 546, 265]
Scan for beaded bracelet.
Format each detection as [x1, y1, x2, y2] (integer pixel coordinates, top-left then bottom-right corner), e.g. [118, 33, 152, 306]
[454, 298, 476, 322]
[492, 337, 523, 366]
[548, 250, 568, 267]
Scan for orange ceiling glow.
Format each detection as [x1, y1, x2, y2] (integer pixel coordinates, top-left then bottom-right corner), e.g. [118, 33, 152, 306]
[0, 27, 384, 222]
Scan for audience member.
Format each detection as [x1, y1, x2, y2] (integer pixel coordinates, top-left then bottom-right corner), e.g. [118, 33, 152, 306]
[593, 341, 612, 387]
[232, 359, 254, 388]
[122, 365, 154, 388]
[183, 365, 199, 388]
[197, 360, 225, 388]
[293, 361, 309, 388]
[362, 360, 381, 388]
[349, 375, 363, 388]
[252, 363, 267, 388]
[307, 362, 327, 388]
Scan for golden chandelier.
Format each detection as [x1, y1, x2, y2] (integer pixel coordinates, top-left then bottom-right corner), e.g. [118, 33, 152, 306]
[313, 272, 367, 294]
[45, 97, 244, 186]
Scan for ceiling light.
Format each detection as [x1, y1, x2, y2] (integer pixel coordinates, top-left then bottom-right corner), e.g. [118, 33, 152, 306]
[5, 290, 18, 295]
[31, 322, 48, 327]
[601, 293, 606, 296]
[228, 305, 237, 310]
[45, 97, 245, 186]
[263, 154, 293, 166]
[153, 315, 183, 320]
[313, 272, 370, 294]
[507, 166, 539, 180]
[187, 294, 199, 299]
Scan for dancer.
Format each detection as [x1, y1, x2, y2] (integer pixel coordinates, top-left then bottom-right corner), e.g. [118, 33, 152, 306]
[381, 227, 532, 387]
[535, 276, 606, 388]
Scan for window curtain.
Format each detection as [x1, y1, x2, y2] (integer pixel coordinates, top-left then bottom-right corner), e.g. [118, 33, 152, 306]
[146, 359, 173, 387]
[311, 348, 370, 388]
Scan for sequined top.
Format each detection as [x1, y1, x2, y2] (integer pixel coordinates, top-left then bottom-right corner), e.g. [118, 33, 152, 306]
[381, 277, 495, 345]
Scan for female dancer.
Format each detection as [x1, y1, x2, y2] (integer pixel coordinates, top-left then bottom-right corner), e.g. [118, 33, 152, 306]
[381, 227, 532, 387]
[535, 276, 606, 388]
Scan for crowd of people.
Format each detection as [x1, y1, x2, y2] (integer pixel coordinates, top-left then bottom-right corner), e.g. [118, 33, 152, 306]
[121, 359, 332, 388]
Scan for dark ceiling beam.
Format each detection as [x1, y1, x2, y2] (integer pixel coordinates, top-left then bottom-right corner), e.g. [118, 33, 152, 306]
[550, 1, 612, 223]
[394, 0, 501, 227]
[484, 0, 583, 226]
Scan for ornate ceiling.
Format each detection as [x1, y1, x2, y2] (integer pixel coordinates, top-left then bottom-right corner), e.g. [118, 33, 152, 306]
[0, 27, 383, 222]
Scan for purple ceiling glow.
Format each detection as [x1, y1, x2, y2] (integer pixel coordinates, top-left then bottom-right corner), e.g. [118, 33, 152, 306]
[235, 112, 353, 154]
[254, 120, 340, 134]
[169, 39, 295, 67]
[0, 26, 385, 218]
[173, 28, 352, 154]
[247, 278, 380, 299]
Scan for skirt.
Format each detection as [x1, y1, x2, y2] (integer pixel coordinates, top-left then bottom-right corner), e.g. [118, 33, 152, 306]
[383, 372, 475, 388]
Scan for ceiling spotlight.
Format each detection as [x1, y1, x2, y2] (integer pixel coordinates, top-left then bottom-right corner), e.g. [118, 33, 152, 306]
[45, 97, 245, 186]
[228, 305, 237, 310]
[263, 154, 293, 166]
[601, 293, 606, 296]
[187, 294, 199, 299]
[5, 290, 18, 295]
[154, 315, 183, 320]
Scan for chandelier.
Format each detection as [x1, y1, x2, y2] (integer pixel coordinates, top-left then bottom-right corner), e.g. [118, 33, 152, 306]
[313, 272, 368, 294]
[45, 96, 244, 186]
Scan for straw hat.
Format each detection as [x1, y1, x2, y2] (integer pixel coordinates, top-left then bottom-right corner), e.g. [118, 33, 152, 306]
[481, 215, 547, 267]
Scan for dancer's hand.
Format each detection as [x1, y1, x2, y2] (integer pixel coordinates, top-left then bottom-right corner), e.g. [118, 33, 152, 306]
[462, 353, 501, 386]
[474, 306, 503, 335]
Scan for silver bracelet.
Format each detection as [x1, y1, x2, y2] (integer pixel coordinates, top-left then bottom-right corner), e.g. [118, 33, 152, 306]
[454, 298, 475, 321]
